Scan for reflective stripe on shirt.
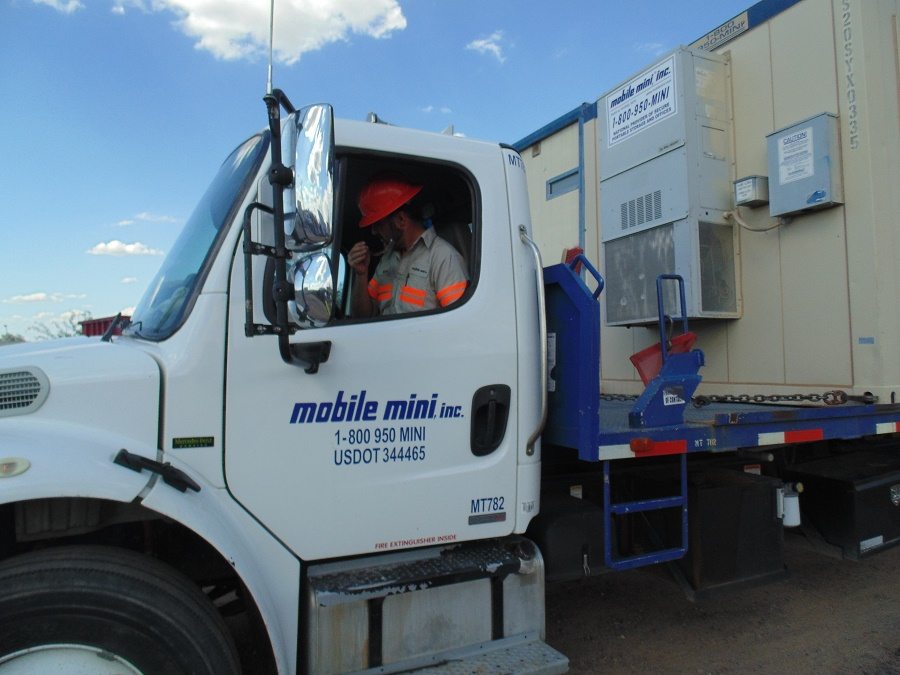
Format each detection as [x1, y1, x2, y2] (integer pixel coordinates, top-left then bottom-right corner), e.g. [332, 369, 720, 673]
[399, 285, 427, 307]
[367, 279, 393, 302]
[436, 280, 467, 307]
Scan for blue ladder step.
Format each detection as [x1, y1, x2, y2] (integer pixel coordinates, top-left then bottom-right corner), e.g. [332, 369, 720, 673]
[609, 495, 686, 514]
[603, 454, 688, 571]
[602, 547, 686, 572]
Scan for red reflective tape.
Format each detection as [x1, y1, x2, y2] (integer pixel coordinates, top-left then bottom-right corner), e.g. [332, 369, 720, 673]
[369, 280, 392, 300]
[399, 293, 425, 307]
[784, 429, 823, 444]
[401, 285, 427, 298]
[437, 280, 467, 300]
[629, 438, 687, 457]
[438, 289, 465, 307]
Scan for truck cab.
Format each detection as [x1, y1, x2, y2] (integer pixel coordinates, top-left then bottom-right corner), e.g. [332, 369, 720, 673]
[0, 102, 565, 673]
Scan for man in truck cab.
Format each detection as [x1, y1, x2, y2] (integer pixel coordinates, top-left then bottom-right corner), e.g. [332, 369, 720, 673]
[348, 175, 468, 317]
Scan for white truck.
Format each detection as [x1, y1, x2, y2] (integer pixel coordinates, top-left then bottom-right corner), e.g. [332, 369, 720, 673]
[1, 91, 898, 674]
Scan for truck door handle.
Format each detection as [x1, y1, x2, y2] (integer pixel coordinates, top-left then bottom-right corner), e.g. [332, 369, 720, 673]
[471, 385, 511, 456]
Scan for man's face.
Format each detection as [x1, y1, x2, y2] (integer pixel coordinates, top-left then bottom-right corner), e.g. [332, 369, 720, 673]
[372, 213, 401, 248]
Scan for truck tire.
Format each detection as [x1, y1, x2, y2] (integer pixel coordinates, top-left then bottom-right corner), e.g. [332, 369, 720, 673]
[0, 545, 241, 674]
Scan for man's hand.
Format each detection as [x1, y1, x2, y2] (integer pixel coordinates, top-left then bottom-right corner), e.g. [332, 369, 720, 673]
[348, 241, 371, 276]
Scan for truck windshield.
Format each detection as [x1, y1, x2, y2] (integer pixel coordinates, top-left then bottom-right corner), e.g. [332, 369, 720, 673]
[127, 133, 268, 340]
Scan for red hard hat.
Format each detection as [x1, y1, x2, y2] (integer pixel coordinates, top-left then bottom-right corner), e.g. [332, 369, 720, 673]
[358, 177, 422, 227]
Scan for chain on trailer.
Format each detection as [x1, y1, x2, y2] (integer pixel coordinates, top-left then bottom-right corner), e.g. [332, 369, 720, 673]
[599, 389, 877, 407]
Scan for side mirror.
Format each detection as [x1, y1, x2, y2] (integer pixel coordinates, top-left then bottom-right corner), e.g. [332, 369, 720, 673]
[248, 91, 335, 368]
[289, 253, 334, 328]
[283, 104, 334, 250]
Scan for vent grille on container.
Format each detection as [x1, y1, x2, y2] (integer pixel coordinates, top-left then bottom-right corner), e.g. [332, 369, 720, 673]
[0, 368, 50, 417]
[620, 190, 662, 231]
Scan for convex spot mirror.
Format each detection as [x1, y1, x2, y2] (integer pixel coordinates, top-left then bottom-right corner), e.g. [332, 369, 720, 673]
[283, 104, 335, 250]
[289, 253, 333, 328]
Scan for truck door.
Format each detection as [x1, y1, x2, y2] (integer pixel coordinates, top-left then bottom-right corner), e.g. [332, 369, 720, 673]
[224, 144, 522, 560]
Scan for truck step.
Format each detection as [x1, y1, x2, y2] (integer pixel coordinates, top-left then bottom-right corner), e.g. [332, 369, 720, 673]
[361, 633, 569, 675]
[304, 538, 559, 674]
[308, 538, 525, 604]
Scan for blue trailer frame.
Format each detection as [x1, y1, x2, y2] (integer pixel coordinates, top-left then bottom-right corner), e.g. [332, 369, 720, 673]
[542, 258, 900, 462]
[542, 258, 900, 570]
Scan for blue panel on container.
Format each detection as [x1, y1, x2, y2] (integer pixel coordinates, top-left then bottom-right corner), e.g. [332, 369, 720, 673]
[542, 260, 602, 461]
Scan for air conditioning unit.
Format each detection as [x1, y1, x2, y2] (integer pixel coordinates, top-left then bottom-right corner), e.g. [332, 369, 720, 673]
[599, 48, 740, 325]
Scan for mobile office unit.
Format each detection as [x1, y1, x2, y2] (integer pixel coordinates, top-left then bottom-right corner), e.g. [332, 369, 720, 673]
[515, 0, 900, 403]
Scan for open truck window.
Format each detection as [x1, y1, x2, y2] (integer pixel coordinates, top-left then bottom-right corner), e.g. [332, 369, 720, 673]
[262, 153, 478, 329]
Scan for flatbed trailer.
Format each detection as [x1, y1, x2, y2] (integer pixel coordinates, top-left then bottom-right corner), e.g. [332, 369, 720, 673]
[543, 256, 900, 462]
[537, 257, 900, 576]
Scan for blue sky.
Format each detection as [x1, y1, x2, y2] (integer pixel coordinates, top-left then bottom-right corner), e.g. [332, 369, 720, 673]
[1, 0, 751, 339]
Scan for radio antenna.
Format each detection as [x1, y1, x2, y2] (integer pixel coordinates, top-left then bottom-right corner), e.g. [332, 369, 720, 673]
[266, 0, 275, 95]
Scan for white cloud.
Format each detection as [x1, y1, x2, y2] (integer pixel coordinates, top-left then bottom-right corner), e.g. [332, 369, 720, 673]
[4, 292, 50, 304]
[121, 277, 138, 284]
[4, 292, 85, 304]
[120, 306, 136, 316]
[634, 41, 667, 57]
[87, 240, 164, 256]
[122, 0, 406, 64]
[32, 0, 84, 14]
[466, 30, 507, 63]
[115, 212, 179, 227]
[421, 105, 453, 115]
[135, 211, 179, 223]
[111, 0, 149, 14]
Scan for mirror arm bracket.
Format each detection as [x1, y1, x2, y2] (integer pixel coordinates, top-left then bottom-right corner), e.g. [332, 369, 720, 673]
[281, 338, 331, 374]
[262, 93, 295, 350]
[268, 88, 296, 115]
[242, 201, 297, 338]
[245, 241, 288, 258]
[269, 164, 293, 187]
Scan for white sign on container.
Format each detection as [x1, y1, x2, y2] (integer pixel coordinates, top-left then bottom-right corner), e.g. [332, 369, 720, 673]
[690, 12, 749, 51]
[606, 55, 677, 148]
[778, 126, 814, 184]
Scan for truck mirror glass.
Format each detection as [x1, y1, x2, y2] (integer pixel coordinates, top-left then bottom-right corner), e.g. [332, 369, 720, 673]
[334, 254, 347, 316]
[289, 252, 333, 328]
[284, 104, 334, 250]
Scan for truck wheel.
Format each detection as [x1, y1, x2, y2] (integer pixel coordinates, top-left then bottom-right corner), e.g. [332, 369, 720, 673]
[0, 546, 241, 674]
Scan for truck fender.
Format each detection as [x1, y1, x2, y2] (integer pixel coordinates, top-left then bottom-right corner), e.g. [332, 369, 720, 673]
[0, 418, 300, 673]
[0, 417, 153, 504]
[138, 453, 300, 674]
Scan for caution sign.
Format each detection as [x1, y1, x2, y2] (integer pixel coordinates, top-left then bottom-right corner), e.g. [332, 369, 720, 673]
[777, 126, 814, 185]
